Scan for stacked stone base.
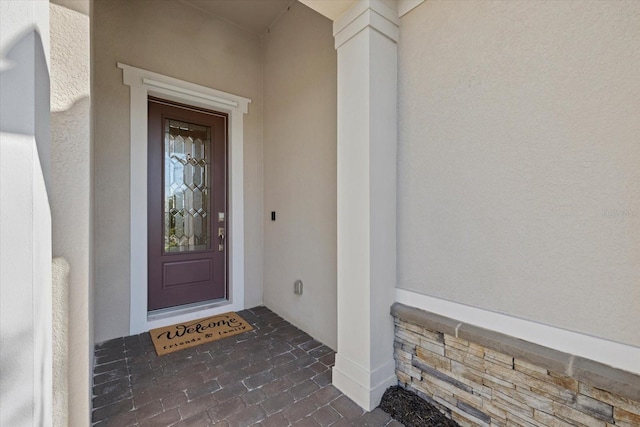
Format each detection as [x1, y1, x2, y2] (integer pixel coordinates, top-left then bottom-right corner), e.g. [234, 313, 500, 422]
[391, 303, 640, 427]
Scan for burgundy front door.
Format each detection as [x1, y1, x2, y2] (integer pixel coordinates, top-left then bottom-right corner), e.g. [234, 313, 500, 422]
[147, 98, 227, 311]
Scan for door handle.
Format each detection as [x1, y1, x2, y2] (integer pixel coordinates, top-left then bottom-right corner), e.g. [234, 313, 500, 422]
[218, 227, 225, 251]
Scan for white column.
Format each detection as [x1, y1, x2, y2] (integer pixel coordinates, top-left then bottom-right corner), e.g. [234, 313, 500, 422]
[332, 0, 398, 411]
[0, 1, 53, 426]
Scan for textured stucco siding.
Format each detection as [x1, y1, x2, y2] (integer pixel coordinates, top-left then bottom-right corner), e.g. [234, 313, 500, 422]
[397, 0, 640, 346]
[50, 1, 93, 425]
[263, 1, 338, 349]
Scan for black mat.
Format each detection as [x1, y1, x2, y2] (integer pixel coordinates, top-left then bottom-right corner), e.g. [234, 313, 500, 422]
[379, 386, 460, 427]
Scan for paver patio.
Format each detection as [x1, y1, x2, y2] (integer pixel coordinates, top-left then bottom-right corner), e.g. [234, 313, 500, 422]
[92, 306, 403, 426]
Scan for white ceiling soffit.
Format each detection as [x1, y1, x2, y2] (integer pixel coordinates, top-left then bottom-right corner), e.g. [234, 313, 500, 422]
[298, 0, 357, 21]
[179, 0, 292, 35]
[179, 0, 425, 35]
[51, 0, 90, 16]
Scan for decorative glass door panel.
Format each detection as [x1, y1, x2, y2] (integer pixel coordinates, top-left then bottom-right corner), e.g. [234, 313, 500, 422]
[164, 119, 210, 253]
[148, 98, 228, 311]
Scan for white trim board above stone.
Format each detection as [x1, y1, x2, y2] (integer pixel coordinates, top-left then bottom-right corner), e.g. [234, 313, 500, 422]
[391, 302, 640, 403]
[396, 289, 640, 376]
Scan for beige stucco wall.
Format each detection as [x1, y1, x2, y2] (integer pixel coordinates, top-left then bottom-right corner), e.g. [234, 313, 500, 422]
[50, 1, 92, 424]
[397, 1, 640, 346]
[263, 2, 338, 349]
[93, 0, 264, 342]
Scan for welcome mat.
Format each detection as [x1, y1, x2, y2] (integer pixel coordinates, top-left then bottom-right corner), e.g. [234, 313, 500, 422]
[150, 312, 253, 356]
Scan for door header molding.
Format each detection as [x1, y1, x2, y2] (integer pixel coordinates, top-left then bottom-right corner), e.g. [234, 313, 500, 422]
[119, 62, 248, 334]
[118, 63, 251, 114]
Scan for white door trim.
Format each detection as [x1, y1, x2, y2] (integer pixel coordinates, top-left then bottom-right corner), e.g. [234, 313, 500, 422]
[118, 63, 251, 334]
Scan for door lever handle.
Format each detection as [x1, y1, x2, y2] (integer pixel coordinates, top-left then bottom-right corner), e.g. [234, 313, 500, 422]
[218, 227, 225, 251]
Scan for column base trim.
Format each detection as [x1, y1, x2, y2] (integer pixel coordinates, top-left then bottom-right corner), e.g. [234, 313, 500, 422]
[332, 353, 397, 411]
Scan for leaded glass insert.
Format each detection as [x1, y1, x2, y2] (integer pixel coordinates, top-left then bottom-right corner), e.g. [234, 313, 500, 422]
[164, 119, 210, 252]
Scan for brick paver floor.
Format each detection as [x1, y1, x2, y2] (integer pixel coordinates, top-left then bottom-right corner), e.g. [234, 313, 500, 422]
[92, 306, 403, 426]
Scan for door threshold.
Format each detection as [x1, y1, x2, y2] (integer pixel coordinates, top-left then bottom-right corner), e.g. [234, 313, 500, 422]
[147, 298, 230, 322]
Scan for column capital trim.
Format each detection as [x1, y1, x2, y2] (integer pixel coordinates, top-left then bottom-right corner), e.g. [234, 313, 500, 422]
[333, 0, 399, 49]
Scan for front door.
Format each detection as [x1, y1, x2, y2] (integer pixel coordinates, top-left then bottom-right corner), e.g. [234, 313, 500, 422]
[147, 98, 228, 311]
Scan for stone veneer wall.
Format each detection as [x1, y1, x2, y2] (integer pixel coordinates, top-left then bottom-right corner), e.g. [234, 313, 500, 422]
[391, 303, 640, 427]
